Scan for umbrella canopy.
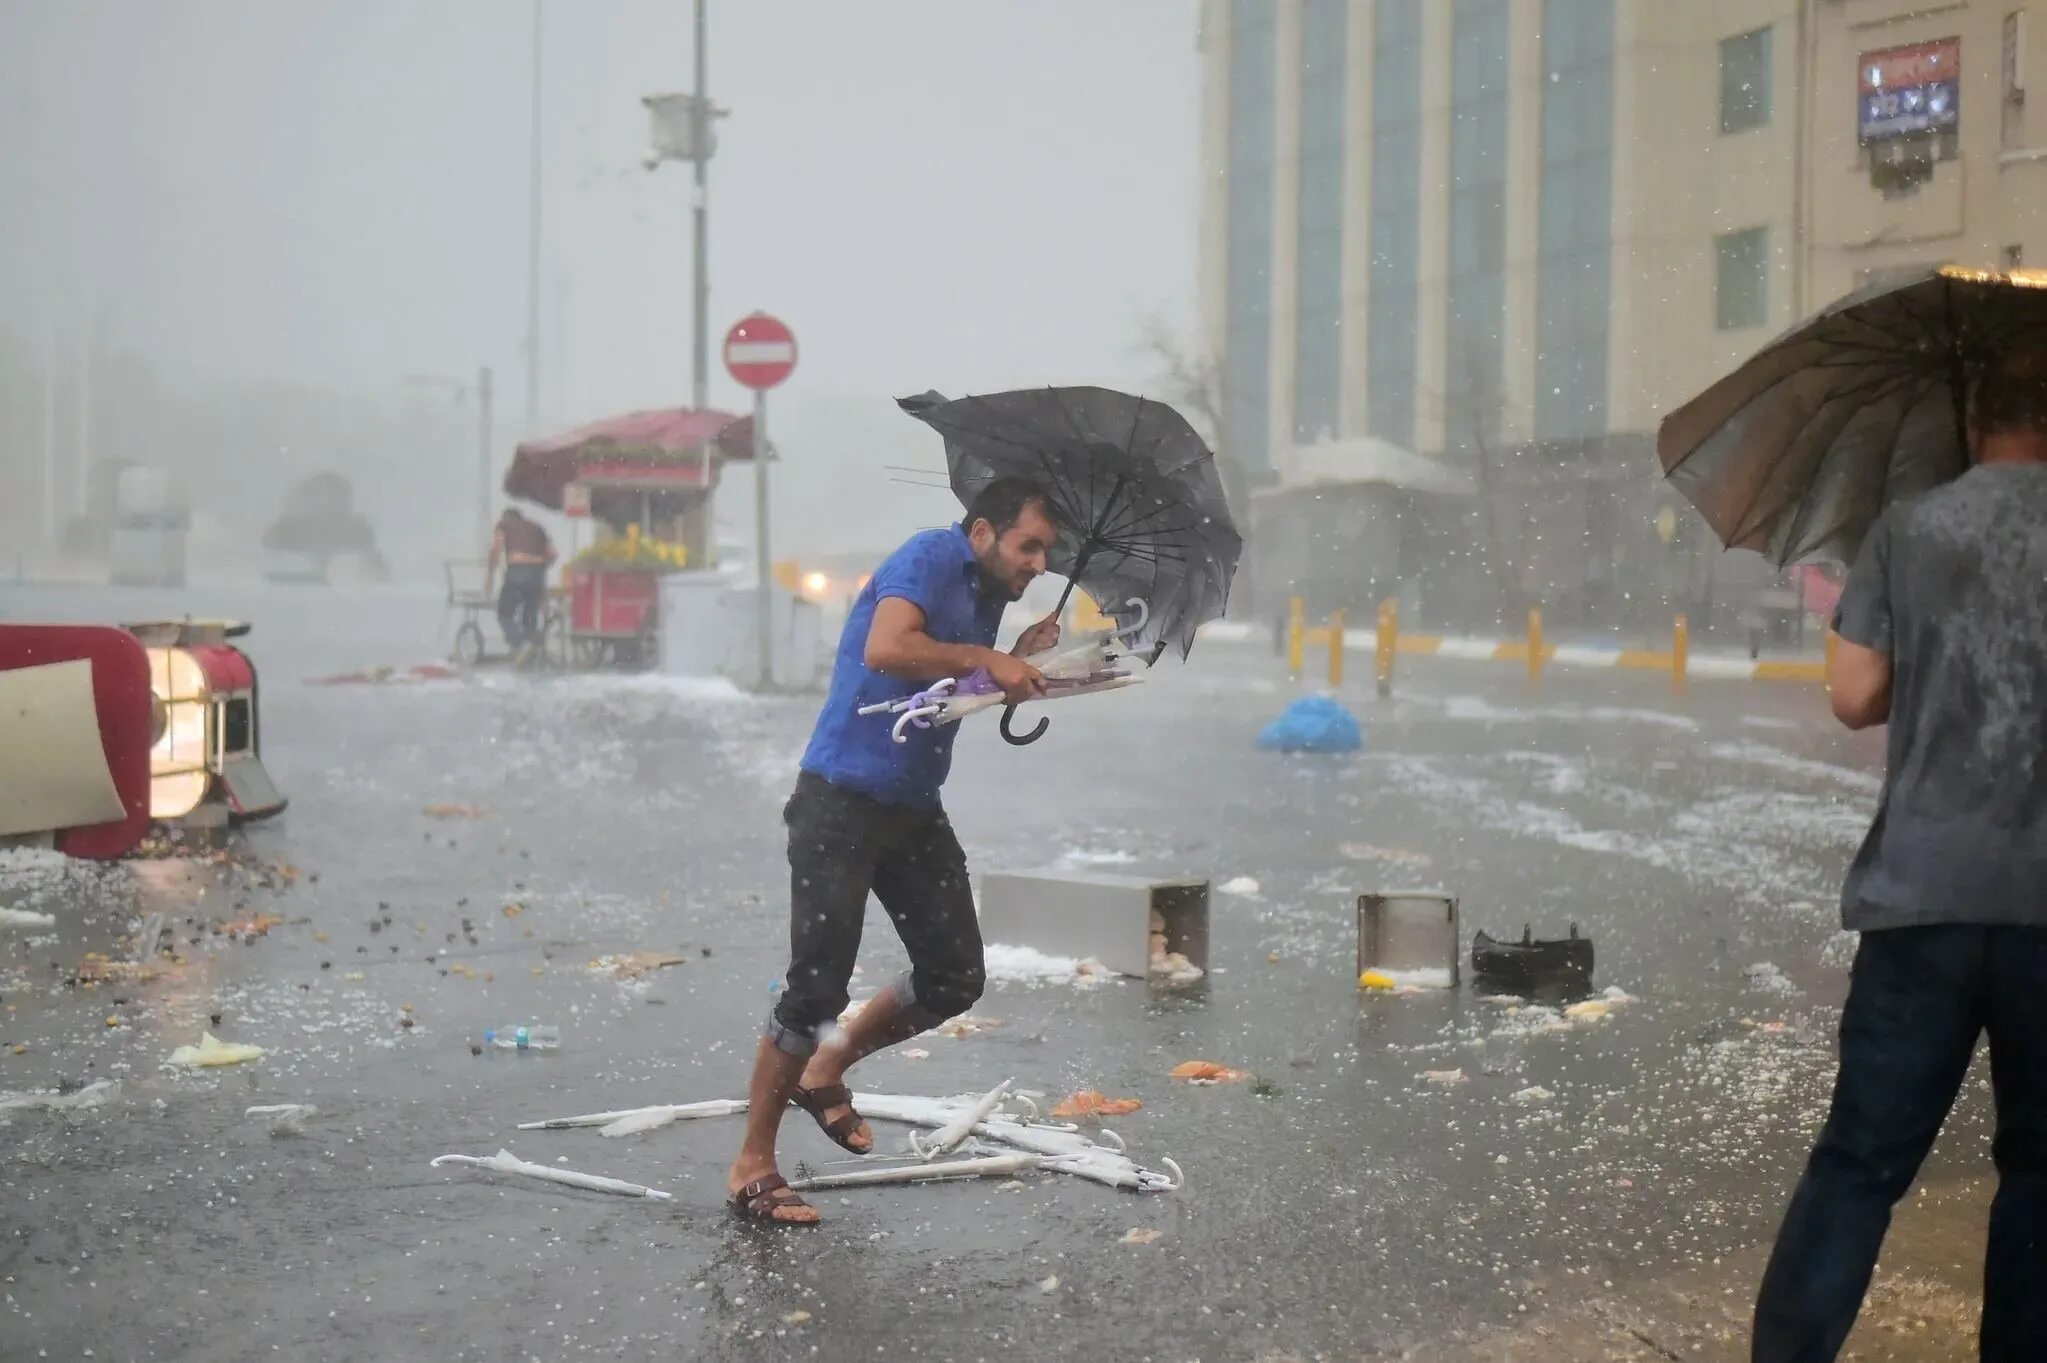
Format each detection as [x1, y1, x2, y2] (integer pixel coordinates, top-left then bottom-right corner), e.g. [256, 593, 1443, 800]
[504, 407, 756, 510]
[899, 387, 1242, 661]
[1658, 265, 2047, 567]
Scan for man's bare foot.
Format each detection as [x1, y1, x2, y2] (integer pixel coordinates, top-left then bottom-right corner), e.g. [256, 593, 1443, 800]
[727, 1160, 820, 1224]
[795, 1065, 873, 1153]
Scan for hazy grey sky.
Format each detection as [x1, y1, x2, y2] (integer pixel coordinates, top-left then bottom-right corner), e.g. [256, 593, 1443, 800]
[1, 2, 1201, 553]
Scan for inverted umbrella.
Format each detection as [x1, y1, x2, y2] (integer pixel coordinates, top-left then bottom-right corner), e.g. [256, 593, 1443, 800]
[899, 387, 1242, 661]
[1658, 265, 2047, 567]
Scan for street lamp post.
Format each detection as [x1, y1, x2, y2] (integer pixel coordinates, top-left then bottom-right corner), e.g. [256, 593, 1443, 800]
[642, 3, 726, 566]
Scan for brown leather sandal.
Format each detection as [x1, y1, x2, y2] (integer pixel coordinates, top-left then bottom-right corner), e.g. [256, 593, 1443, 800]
[728, 1174, 818, 1225]
[791, 1083, 872, 1153]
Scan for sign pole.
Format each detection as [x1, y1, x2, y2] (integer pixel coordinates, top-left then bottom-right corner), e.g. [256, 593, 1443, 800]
[753, 388, 772, 689]
[721, 311, 797, 692]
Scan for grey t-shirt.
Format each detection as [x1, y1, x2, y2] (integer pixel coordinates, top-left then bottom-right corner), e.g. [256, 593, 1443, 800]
[1832, 463, 2047, 930]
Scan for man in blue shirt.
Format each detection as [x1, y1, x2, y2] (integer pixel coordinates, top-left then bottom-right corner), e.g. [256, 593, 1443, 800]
[728, 478, 1061, 1224]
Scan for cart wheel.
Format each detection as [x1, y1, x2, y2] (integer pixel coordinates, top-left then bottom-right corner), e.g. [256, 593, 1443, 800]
[572, 638, 606, 670]
[452, 621, 486, 668]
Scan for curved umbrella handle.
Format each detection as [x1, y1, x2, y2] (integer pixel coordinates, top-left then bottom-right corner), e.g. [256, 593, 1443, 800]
[1000, 705, 1050, 746]
[1108, 597, 1151, 644]
[891, 704, 944, 744]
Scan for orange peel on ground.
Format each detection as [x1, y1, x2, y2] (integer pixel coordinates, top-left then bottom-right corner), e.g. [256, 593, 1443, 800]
[1050, 1090, 1143, 1120]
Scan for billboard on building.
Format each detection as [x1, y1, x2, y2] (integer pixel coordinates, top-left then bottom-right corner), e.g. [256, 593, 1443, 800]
[1858, 37, 1961, 142]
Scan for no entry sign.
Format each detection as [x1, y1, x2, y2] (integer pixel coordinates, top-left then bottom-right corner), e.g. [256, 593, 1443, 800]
[723, 313, 797, 390]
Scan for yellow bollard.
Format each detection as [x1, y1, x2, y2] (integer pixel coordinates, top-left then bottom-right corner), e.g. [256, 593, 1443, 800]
[1823, 629, 1838, 692]
[1375, 599, 1398, 698]
[1673, 614, 1690, 698]
[1287, 597, 1306, 677]
[1328, 609, 1346, 689]
[1527, 607, 1545, 685]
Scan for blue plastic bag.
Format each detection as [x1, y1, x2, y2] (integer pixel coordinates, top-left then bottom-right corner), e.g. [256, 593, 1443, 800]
[1255, 696, 1363, 754]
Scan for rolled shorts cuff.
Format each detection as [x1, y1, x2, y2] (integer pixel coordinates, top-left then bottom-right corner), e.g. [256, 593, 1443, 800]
[884, 972, 947, 1032]
[763, 1011, 820, 1058]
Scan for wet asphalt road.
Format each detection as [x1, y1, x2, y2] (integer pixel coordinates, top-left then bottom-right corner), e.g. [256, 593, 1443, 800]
[0, 583, 1988, 1361]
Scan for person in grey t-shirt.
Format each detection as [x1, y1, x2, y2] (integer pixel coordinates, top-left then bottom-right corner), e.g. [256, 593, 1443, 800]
[1753, 346, 2047, 1362]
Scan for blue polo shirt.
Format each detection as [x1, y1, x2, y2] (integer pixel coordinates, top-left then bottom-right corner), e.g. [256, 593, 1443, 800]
[800, 524, 1005, 807]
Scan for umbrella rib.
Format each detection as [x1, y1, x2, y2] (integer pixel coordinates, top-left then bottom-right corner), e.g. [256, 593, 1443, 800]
[1718, 363, 1926, 549]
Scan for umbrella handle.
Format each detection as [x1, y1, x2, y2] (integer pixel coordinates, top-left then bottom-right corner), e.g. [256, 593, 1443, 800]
[1107, 597, 1150, 644]
[1000, 705, 1050, 746]
[891, 704, 944, 744]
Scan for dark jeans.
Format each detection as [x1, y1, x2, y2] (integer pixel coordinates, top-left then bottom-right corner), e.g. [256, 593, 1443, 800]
[1754, 925, 2047, 1362]
[497, 563, 545, 650]
[766, 771, 985, 1056]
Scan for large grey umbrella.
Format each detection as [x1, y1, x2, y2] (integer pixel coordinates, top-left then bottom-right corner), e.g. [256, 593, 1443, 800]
[898, 387, 1242, 663]
[1658, 266, 2047, 567]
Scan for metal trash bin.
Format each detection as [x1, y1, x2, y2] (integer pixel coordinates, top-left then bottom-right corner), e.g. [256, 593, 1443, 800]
[978, 870, 1209, 980]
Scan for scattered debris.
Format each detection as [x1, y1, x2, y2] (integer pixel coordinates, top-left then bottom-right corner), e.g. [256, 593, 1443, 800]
[0, 908, 57, 929]
[502, 902, 525, 919]
[0, 1079, 119, 1114]
[1472, 923, 1595, 994]
[246, 1103, 317, 1135]
[1149, 951, 1204, 984]
[593, 951, 687, 981]
[1512, 1086, 1555, 1105]
[1050, 1091, 1143, 1120]
[1340, 843, 1433, 869]
[983, 943, 1112, 989]
[1421, 1069, 1469, 1086]
[1360, 967, 1453, 993]
[422, 803, 488, 820]
[1563, 999, 1612, 1023]
[430, 1148, 671, 1200]
[1171, 1060, 1253, 1085]
[936, 1015, 1002, 1039]
[782, 1310, 812, 1326]
[792, 1150, 1042, 1191]
[902, 1048, 931, 1060]
[1120, 1228, 1164, 1245]
[1744, 962, 1799, 995]
[912, 1079, 1012, 1160]
[168, 1032, 267, 1068]
[1217, 876, 1262, 897]
[309, 663, 459, 686]
[1038, 1276, 1060, 1294]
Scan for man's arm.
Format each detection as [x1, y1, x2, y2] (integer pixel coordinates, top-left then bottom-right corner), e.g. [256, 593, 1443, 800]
[484, 529, 504, 594]
[1828, 634, 1892, 730]
[865, 597, 1045, 700]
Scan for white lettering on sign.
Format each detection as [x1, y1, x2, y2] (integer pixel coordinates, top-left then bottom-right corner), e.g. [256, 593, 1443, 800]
[725, 341, 796, 364]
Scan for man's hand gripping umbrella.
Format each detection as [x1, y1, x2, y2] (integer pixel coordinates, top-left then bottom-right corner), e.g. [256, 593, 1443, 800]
[856, 597, 1150, 746]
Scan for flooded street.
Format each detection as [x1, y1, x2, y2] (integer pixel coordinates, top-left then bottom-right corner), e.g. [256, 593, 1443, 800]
[0, 585, 1990, 1361]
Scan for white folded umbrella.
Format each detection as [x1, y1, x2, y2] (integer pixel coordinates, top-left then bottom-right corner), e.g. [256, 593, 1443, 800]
[431, 1147, 673, 1201]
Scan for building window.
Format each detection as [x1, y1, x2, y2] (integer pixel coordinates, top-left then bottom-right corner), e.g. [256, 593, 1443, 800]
[1446, 0, 1511, 453]
[1715, 227, 1769, 331]
[1366, 0, 1424, 449]
[1223, 1, 1277, 473]
[1293, 0, 1348, 446]
[1719, 26, 1773, 134]
[1536, 0, 1614, 443]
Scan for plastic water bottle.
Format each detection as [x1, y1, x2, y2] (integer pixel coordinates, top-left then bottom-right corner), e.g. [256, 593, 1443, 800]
[484, 1023, 560, 1052]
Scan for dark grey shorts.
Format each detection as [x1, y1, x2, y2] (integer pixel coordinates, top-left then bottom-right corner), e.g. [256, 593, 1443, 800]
[766, 771, 985, 1056]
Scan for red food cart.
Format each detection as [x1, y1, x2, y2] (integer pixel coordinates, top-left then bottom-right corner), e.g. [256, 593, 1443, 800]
[504, 408, 757, 669]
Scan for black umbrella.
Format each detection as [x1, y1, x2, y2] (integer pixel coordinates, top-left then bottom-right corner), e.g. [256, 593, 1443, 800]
[1658, 265, 2047, 567]
[899, 387, 1242, 664]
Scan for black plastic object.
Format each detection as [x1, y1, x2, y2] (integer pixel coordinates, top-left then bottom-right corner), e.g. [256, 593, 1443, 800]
[1471, 923, 1594, 994]
[1000, 705, 1050, 746]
